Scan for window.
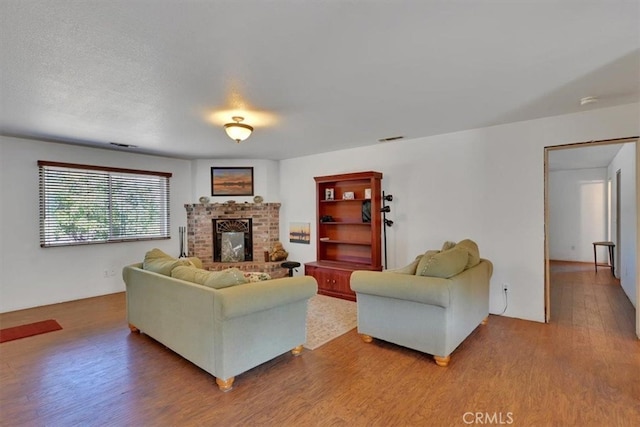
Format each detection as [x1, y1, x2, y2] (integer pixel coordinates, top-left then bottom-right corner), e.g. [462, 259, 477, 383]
[38, 161, 172, 247]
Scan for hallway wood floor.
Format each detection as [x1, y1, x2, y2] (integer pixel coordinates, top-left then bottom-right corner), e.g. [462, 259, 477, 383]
[0, 263, 638, 426]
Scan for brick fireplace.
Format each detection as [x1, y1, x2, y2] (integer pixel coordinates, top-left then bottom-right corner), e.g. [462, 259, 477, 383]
[185, 202, 287, 278]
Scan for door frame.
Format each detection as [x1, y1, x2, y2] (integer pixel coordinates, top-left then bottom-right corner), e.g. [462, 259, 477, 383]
[543, 136, 639, 339]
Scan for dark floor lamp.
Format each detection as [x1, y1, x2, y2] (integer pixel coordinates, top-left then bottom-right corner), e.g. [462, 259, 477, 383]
[381, 191, 393, 269]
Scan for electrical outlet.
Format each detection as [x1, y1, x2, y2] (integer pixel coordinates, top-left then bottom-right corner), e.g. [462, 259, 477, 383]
[503, 283, 509, 292]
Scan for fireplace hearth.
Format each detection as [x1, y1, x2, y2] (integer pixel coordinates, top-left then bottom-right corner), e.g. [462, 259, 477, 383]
[185, 202, 287, 278]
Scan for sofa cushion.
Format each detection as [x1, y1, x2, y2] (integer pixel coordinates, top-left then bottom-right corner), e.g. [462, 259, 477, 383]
[441, 241, 456, 251]
[204, 268, 249, 288]
[416, 247, 468, 278]
[243, 272, 272, 282]
[387, 255, 422, 275]
[456, 239, 480, 269]
[171, 266, 248, 289]
[143, 248, 191, 276]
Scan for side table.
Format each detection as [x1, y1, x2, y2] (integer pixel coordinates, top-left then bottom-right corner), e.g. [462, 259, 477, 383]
[592, 241, 615, 276]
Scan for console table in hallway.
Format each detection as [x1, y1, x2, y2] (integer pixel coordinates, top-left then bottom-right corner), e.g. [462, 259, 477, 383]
[592, 241, 615, 277]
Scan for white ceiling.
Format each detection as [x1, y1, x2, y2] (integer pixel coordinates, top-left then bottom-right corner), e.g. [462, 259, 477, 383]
[1, 1, 639, 160]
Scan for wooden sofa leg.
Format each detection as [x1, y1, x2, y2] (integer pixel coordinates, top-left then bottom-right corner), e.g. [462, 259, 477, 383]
[434, 355, 451, 367]
[128, 324, 140, 333]
[216, 377, 235, 392]
[361, 334, 373, 343]
[291, 345, 304, 356]
[481, 316, 489, 325]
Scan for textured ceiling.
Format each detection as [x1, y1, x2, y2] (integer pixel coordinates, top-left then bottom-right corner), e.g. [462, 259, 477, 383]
[1, 1, 639, 160]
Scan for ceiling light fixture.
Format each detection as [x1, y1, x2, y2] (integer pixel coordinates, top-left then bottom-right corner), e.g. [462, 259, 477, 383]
[224, 116, 253, 143]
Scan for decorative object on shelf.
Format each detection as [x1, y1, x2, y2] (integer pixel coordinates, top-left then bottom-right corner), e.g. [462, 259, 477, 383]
[289, 222, 311, 244]
[269, 241, 289, 261]
[343, 191, 355, 200]
[325, 188, 334, 200]
[361, 200, 371, 223]
[319, 237, 330, 241]
[224, 116, 253, 143]
[178, 226, 187, 258]
[199, 196, 210, 204]
[253, 195, 264, 204]
[381, 191, 394, 268]
[320, 215, 334, 223]
[211, 167, 254, 196]
[364, 188, 372, 199]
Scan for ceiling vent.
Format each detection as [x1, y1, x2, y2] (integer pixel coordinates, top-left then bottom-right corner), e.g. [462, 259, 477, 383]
[378, 136, 404, 143]
[109, 142, 137, 148]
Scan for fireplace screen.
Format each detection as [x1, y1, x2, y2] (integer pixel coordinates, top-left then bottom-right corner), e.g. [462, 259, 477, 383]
[213, 219, 253, 262]
[221, 232, 244, 262]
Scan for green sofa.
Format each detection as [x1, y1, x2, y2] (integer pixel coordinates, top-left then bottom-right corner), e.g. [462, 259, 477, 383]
[123, 261, 317, 391]
[350, 240, 492, 367]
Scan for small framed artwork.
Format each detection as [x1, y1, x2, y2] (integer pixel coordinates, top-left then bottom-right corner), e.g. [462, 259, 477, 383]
[289, 222, 311, 244]
[343, 191, 355, 200]
[364, 188, 372, 199]
[211, 167, 254, 196]
[325, 188, 334, 200]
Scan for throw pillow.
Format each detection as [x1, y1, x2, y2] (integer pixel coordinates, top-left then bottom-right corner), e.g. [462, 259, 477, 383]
[441, 241, 456, 251]
[171, 265, 204, 283]
[143, 248, 190, 276]
[456, 239, 480, 269]
[416, 246, 468, 278]
[243, 272, 272, 282]
[414, 249, 441, 276]
[171, 266, 249, 289]
[203, 268, 249, 289]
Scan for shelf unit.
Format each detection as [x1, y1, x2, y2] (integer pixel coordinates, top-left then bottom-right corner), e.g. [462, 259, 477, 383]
[305, 171, 383, 301]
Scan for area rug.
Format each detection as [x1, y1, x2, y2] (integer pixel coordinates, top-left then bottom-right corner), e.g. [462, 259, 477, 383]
[0, 319, 62, 343]
[305, 294, 357, 350]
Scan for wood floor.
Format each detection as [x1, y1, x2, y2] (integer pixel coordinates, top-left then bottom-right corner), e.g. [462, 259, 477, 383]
[1, 262, 638, 426]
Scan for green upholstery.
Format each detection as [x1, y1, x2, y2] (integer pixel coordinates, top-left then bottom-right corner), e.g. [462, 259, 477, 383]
[143, 256, 191, 276]
[416, 246, 468, 279]
[456, 239, 480, 269]
[350, 241, 492, 362]
[171, 266, 248, 289]
[123, 262, 317, 389]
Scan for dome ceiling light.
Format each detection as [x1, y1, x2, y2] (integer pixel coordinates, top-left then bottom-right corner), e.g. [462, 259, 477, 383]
[224, 116, 254, 143]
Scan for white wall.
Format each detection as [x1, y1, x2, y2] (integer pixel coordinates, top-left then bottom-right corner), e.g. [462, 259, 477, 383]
[2, 103, 638, 319]
[608, 143, 637, 307]
[0, 137, 192, 313]
[548, 168, 608, 262]
[279, 103, 640, 323]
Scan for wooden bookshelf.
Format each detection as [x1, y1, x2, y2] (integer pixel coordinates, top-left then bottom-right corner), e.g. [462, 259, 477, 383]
[305, 171, 383, 300]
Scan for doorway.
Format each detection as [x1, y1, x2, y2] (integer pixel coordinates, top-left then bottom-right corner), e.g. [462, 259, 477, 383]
[616, 169, 621, 278]
[544, 137, 639, 338]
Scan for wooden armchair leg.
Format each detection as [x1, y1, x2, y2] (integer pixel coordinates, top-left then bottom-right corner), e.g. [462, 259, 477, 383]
[216, 377, 235, 392]
[434, 355, 451, 367]
[291, 345, 304, 356]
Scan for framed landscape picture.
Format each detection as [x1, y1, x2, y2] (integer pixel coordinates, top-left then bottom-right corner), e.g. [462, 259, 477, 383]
[289, 222, 311, 244]
[211, 167, 254, 196]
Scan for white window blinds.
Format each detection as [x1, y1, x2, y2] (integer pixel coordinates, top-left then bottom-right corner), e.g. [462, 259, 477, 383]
[38, 161, 172, 247]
